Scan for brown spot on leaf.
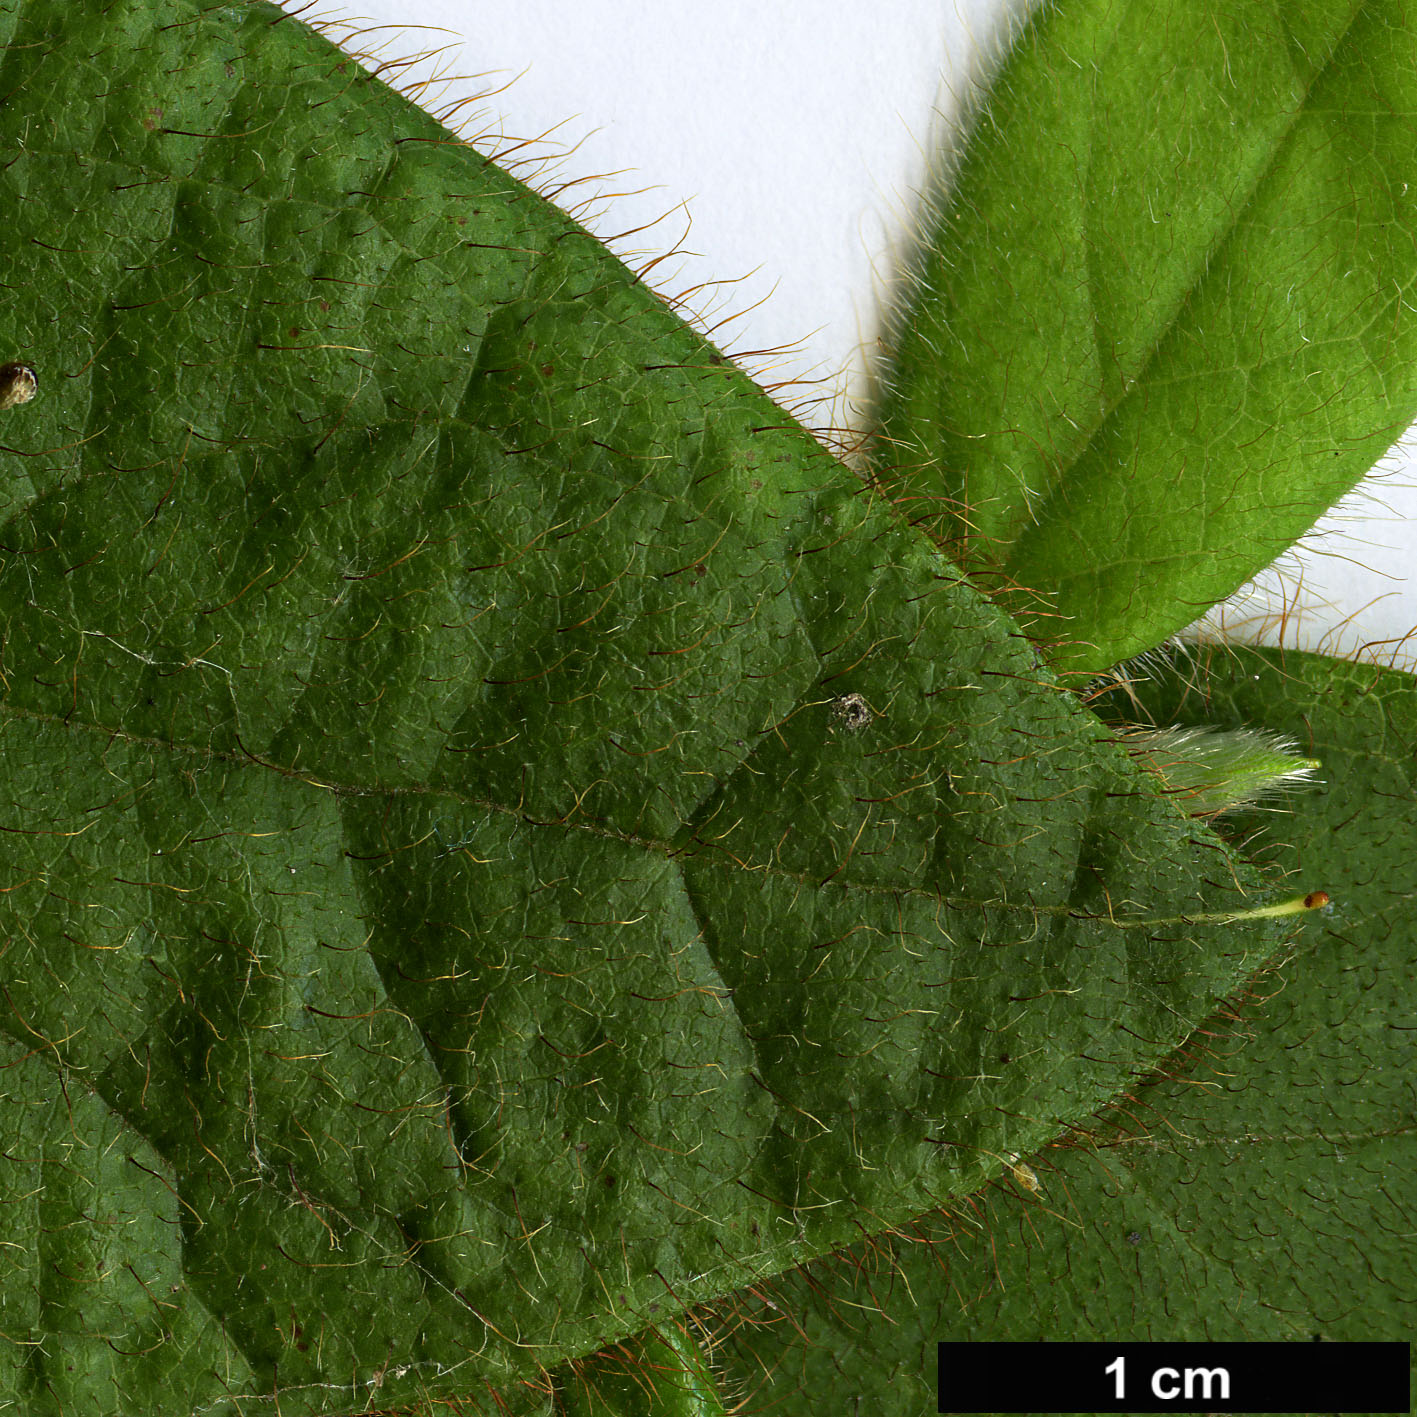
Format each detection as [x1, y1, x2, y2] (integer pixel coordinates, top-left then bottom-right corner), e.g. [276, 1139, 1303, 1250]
[0, 362, 37, 411]
[831, 692, 873, 733]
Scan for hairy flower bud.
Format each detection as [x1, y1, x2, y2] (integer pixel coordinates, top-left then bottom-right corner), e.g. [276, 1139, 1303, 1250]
[1121, 725, 1320, 816]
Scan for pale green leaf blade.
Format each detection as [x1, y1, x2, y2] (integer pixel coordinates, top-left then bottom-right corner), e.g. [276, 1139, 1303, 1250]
[876, 0, 1417, 675]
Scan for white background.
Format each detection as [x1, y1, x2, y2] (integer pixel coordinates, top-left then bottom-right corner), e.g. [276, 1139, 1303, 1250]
[278, 0, 1417, 671]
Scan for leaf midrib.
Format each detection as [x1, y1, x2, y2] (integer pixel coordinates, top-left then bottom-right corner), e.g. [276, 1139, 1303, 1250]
[1004, 2, 1364, 569]
[0, 697, 1212, 928]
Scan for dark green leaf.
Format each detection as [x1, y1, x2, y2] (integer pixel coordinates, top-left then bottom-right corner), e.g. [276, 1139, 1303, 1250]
[0, 5, 1289, 1413]
[715, 645, 1414, 1412]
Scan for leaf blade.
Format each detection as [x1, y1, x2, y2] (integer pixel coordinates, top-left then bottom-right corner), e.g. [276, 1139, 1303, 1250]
[714, 645, 1416, 1410]
[876, 0, 1417, 674]
[0, 4, 1290, 1412]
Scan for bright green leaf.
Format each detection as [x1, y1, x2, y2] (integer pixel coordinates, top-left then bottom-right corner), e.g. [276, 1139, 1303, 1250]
[875, 0, 1417, 675]
[554, 1327, 726, 1417]
[0, 4, 1291, 1414]
[715, 644, 1415, 1412]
